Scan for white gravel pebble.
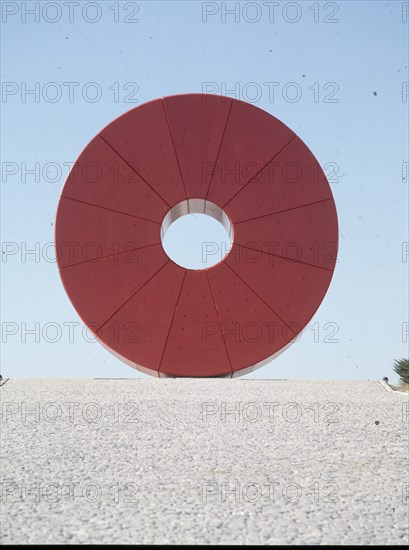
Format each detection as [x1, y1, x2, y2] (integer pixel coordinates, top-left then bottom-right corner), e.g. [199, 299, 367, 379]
[0, 379, 408, 545]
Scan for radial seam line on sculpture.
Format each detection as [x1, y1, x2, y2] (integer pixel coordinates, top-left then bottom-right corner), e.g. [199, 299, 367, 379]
[234, 197, 333, 224]
[205, 271, 234, 374]
[96, 260, 170, 332]
[59, 243, 161, 270]
[62, 196, 161, 224]
[162, 99, 189, 203]
[204, 98, 234, 203]
[158, 270, 187, 373]
[235, 243, 334, 272]
[99, 134, 171, 208]
[222, 135, 297, 208]
[225, 261, 298, 337]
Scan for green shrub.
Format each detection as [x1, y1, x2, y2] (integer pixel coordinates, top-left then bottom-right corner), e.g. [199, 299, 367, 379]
[393, 358, 409, 385]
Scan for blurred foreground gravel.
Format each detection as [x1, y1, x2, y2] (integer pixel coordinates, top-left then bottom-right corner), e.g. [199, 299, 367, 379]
[0, 378, 408, 545]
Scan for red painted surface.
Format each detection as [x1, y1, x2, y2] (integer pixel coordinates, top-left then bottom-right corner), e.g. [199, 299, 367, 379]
[55, 94, 338, 377]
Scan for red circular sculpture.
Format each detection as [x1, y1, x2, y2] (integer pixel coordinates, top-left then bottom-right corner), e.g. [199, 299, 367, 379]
[55, 94, 338, 377]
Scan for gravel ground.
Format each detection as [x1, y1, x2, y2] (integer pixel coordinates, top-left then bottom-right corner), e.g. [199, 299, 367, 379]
[0, 378, 408, 545]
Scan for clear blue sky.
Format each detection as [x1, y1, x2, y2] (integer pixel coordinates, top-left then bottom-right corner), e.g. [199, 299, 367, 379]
[1, 0, 408, 381]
